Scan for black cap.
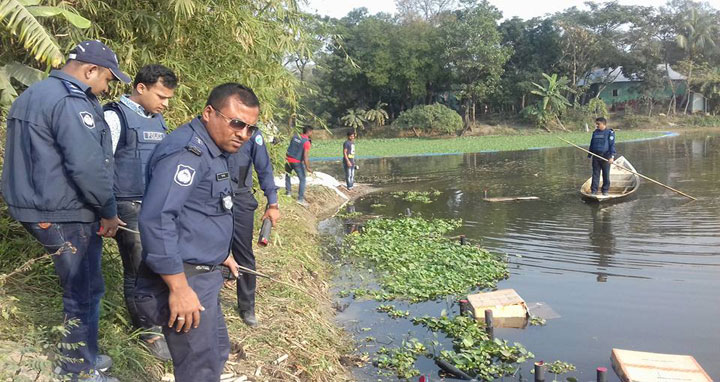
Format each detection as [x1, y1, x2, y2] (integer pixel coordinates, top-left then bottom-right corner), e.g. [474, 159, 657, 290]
[68, 40, 131, 83]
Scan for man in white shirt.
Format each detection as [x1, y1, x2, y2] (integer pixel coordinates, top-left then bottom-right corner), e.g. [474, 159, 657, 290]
[103, 64, 177, 360]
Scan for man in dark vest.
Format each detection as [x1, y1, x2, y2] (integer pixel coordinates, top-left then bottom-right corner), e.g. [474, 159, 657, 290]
[588, 117, 616, 196]
[103, 64, 178, 360]
[1, 40, 128, 382]
[228, 124, 279, 327]
[284, 126, 314, 206]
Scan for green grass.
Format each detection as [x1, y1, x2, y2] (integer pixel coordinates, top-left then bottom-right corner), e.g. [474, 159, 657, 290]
[0, 189, 352, 382]
[311, 131, 667, 159]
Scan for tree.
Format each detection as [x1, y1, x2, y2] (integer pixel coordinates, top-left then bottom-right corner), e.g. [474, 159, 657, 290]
[341, 108, 367, 133]
[0, 0, 91, 109]
[675, 7, 718, 113]
[440, 0, 511, 126]
[395, 0, 458, 23]
[364, 101, 389, 127]
[523, 73, 573, 130]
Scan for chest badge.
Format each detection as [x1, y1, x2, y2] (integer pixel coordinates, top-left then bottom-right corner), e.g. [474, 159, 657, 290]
[79, 111, 95, 129]
[223, 195, 233, 211]
[216, 172, 229, 181]
[174, 164, 196, 187]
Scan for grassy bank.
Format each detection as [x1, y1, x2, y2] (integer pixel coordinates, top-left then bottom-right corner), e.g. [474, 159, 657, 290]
[310, 131, 667, 159]
[0, 187, 352, 381]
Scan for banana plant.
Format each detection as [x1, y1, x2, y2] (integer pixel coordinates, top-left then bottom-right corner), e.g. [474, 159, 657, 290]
[1, 0, 91, 108]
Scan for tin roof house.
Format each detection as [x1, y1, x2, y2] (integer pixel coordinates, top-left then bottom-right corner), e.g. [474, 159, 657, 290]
[578, 64, 687, 109]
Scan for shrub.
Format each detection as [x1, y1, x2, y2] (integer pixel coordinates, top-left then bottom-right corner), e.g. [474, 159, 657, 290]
[391, 103, 463, 134]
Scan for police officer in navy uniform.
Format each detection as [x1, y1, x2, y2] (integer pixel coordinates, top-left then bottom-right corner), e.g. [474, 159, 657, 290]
[1, 40, 129, 382]
[228, 126, 280, 327]
[588, 116, 616, 196]
[137, 83, 259, 382]
[103, 64, 178, 360]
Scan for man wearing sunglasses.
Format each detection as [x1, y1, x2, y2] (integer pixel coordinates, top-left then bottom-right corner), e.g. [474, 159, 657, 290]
[136, 83, 256, 382]
[227, 115, 279, 327]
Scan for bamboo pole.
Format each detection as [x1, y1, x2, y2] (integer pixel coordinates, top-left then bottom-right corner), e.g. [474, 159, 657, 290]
[558, 137, 697, 201]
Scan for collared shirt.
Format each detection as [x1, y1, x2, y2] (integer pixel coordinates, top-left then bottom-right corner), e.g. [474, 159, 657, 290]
[228, 130, 278, 204]
[1, 69, 116, 222]
[139, 117, 234, 275]
[105, 95, 151, 154]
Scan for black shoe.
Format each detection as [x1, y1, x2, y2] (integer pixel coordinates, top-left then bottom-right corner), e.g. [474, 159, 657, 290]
[95, 354, 112, 371]
[239, 309, 258, 327]
[145, 335, 171, 361]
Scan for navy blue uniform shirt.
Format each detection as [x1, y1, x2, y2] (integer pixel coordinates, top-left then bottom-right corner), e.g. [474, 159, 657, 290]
[228, 130, 277, 204]
[139, 117, 234, 275]
[1, 70, 115, 222]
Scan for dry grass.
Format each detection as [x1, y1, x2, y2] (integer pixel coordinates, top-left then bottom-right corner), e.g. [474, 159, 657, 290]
[219, 187, 353, 381]
[0, 186, 354, 382]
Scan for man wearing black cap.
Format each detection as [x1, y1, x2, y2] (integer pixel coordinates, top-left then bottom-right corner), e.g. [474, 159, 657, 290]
[1, 40, 130, 382]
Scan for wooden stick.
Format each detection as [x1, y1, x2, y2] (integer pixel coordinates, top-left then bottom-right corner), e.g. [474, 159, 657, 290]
[557, 137, 697, 201]
[234, 263, 333, 303]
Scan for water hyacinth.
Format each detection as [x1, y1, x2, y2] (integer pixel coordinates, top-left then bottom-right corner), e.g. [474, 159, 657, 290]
[342, 217, 508, 302]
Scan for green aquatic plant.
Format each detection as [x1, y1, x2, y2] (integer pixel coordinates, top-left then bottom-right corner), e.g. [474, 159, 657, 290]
[529, 316, 547, 326]
[375, 338, 427, 379]
[310, 131, 666, 159]
[342, 217, 508, 302]
[391, 190, 442, 204]
[547, 360, 576, 378]
[413, 315, 534, 380]
[376, 304, 410, 319]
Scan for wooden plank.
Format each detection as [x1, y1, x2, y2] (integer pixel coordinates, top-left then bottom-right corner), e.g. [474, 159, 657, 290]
[611, 348, 712, 382]
[483, 196, 540, 202]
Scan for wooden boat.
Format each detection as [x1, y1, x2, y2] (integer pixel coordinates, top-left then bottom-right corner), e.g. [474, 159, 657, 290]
[580, 156, 639, 202]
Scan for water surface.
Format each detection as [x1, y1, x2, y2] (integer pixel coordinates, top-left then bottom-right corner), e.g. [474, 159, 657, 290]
[317, 132, 720, 381]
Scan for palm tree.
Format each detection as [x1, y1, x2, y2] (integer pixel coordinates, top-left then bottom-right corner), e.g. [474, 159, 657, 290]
[363, 101, 389, 128]
[341, 108, 367, 134]
[676, 7, 718, 113]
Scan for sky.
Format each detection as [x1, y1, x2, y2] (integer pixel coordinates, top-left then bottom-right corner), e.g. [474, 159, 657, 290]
[303, 0, 720, 20]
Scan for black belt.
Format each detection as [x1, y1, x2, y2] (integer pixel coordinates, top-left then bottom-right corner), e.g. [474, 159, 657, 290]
[137, 262, 221, 278]
[183, 263, 220, 277]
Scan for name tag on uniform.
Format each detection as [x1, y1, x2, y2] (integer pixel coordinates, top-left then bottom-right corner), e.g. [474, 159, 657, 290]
[143, 131, 165, 141]
[223, 195, 233, 211]
[216, 172, 229, 181]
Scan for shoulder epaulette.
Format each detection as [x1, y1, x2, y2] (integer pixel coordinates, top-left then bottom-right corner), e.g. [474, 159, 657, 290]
[61, 80, 87, 97]
[185, 134, 205, 156]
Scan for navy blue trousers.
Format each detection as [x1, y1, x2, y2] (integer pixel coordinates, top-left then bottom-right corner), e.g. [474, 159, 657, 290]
[162, 271, 229, 382]
[231, 191, 259, 311]
[591, 157, 611, 193]
[115, 200, 162, 339]
[23, 222, 104, 374]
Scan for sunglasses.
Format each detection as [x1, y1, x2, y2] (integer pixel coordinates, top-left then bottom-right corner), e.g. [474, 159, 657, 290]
[210, 105, 258, 132]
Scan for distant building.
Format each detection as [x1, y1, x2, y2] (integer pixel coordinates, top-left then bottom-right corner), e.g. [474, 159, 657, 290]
[578, 64, 688, 109]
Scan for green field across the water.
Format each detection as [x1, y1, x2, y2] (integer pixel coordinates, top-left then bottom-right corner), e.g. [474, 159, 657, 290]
[310, 131, 668, 160]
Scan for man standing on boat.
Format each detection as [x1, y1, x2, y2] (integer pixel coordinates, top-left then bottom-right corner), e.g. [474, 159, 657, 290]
[588, 117, 616, 196]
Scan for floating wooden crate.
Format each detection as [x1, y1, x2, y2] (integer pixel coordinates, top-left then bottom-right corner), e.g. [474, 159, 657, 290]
[611, 348, 712, 382]
[467, 289, 528, 328]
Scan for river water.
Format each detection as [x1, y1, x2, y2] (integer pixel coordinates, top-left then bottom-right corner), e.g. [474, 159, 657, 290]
[315, 131, 720, 381]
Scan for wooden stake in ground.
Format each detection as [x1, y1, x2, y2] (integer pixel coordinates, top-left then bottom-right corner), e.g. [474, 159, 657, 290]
[557, 136, 697, 201]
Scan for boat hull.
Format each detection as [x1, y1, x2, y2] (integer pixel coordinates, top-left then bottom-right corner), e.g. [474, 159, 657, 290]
[580, 156, 640, 203]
